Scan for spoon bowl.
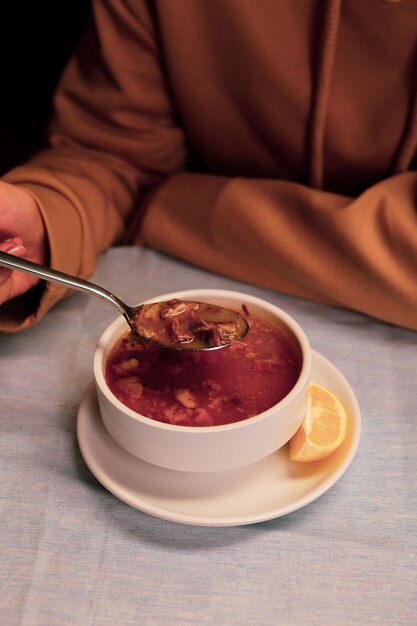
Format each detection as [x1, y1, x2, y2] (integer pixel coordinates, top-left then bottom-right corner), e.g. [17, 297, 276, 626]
[0, 251, 248, 350]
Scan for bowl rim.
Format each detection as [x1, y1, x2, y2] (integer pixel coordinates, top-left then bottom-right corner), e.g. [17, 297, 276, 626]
[94, 289, 312, 433]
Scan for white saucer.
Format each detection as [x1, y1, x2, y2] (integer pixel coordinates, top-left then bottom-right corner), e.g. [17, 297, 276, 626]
[77, 350, 361, 527]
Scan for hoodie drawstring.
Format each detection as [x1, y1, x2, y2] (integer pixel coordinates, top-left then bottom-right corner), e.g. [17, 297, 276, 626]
[308, 0, 341, 189]
[392, 87, 417, 173]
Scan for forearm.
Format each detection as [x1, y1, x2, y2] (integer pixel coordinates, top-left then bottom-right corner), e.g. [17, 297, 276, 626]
[3, 146, 143, 274]
[0, 0, 186, 331]
[139, 172, 417, 330]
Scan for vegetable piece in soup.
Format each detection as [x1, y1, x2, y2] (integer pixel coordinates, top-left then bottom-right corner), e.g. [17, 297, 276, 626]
[105, 309, 302, 427]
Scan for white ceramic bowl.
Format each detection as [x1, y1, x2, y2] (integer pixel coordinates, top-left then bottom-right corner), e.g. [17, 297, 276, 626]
[94, 289, 312, 472]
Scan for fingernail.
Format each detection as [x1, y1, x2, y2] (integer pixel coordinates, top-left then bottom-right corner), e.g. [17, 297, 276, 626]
[0, 242, 25, 254]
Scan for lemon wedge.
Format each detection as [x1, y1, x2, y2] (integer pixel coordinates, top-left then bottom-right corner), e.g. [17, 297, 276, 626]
[289, 383, 348, 462]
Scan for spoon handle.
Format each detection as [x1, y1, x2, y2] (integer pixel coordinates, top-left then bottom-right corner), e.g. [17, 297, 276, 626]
[0, 250, 130, 320]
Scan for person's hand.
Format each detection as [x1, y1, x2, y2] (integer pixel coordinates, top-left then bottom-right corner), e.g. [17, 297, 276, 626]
[0, 181, 48, 304]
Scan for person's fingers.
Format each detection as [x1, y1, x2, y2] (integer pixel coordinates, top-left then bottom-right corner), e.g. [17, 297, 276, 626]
[0, 240, 27, 304]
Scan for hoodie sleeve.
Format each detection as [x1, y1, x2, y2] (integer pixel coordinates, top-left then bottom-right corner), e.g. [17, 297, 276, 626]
[137, 171, 417, 331]
[2, 0, 417, 333]
[0, 0, 187, 331]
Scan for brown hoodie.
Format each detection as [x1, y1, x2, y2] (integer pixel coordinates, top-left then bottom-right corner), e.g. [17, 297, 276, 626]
[2, 0, 417, 330]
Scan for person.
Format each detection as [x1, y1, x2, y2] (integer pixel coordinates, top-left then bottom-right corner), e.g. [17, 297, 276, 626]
[1, 0, 416, 332]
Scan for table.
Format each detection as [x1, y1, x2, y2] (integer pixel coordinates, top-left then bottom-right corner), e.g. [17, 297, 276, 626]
[1, 247, 416, 625]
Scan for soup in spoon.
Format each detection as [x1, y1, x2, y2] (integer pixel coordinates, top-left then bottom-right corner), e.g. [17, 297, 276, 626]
[133, 298, 248, 350]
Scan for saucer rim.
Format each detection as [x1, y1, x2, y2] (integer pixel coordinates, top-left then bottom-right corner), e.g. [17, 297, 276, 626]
[76, 350, 361, 526]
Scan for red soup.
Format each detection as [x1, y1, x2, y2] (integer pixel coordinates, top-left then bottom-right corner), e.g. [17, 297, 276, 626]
[105, 311, 302, 427]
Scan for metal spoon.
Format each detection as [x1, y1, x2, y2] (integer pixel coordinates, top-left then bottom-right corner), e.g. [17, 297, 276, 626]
[0, 251, 249, 351]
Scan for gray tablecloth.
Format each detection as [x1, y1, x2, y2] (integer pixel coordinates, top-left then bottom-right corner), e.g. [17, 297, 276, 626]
[1, 247, 416, 626]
